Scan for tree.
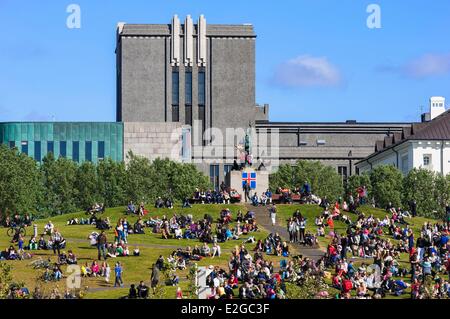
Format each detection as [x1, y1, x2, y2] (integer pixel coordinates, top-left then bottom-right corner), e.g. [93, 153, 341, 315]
[0, 145, 42, 215]
[269, 160, 343, 201]
[97, 158, 127, 208]
[402, 169, 450, 219]
[75, 161, 100, 210]
[40, 154, 78, 214]
[369, 165, 403, 209]
[124, 151, 155, 204]
[345, 173, 371, 201]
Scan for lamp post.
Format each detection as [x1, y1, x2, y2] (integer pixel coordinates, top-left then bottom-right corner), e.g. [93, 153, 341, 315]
[348, 150, 353, 176]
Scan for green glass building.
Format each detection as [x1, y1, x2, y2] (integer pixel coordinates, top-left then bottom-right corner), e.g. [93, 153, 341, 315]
[0, 122, 123, 163]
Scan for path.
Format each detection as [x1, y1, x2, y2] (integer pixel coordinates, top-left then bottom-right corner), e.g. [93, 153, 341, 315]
[246, 204, 324, 261]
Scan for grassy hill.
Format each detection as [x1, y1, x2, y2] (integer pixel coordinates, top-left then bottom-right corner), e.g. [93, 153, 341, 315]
[0, 203, 440, 299]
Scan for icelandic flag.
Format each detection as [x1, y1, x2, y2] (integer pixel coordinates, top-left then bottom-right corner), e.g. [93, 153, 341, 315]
[242, 171, 257, 189]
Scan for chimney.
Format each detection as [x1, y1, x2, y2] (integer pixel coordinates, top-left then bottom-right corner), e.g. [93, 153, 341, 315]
[430, 96, 446, 120]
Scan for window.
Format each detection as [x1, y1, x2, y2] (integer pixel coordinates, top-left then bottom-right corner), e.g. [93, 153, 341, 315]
[85, 141, 92, 161]
[185, 105, 192, 126]
[337, 166, 348, 185]
[224, 164, 233, 177]
[98, 141, 105, 160]
[198, 70, 205, 106]
[9, 141, 15, 148]
[185, 70, 193, 125]
[198, 105, 206, 144]
[423, 154, 431, 166]
[21, 141, 28, 155]
[401, 155, 409, 174]
[73, 141, 79, 162]
[34, 141, 41, 162]
[210, 164, 220, 191]
[47, 141, 54, 155]
[172, 70, 179, 122]
[185, 71, 192, 105]
[59, 141, 67, 158]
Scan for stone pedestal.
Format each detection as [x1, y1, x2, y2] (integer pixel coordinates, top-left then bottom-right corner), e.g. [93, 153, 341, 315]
[227, 169, 269, 202]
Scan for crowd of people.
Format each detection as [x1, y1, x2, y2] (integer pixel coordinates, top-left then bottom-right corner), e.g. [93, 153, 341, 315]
[2, 188, 450, 300]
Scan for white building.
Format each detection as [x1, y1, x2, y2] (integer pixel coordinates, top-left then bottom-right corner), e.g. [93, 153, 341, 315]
[357, 97, 450, 175]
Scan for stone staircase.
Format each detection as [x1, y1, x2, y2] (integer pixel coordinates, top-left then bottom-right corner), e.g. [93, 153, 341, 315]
[245, 204, 324, 261]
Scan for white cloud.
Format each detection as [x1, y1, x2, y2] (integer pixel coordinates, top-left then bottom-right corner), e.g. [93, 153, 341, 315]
[273, 55, 342, 88]
[403, 53, 450, 78]
[378, 52, 450, 79]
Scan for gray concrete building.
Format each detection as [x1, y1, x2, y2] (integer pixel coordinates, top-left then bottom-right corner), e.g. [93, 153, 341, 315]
[116, 15, 415, 189]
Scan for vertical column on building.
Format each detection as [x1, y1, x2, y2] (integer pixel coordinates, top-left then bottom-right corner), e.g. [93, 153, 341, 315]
[170, 15, 181, 123]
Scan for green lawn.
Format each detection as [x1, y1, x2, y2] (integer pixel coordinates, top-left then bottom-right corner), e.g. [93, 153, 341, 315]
[0, 204, 285, 299]
[0, 203, 441, 299]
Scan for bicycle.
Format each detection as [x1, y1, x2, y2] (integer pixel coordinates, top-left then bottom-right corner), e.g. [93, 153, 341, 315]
[7, 225, 26, 238]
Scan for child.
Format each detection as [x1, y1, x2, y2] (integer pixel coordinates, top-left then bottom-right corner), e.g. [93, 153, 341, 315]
[18, 234, 24, 253]
[104, 263, 111, 283]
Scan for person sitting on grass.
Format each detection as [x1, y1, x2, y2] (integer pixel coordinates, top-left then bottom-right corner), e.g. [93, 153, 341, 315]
[91, 260, 100, 277]
[53, 263, 63, 281]
[38, 235, 47, 250]
[81, 262, 92, 277]
[29, 236, 38, 250]
[44, 221, 54, 235]
[212, 242, 221, 258]
[201, 242, 211, 257]
[128, 284, 137, 299]
[7, 246, 18, 260]
[177, 257, 186, 270]
[137, 281, 149, 298]
[174, 227, 183, 239]
[58, 251, 68, 265]
[67, 250, 77, 264]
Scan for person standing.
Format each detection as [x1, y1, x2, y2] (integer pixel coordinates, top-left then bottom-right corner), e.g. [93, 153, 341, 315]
[269, 204, 277, 226]
[51, 228, 63, 255]
[298, 216, 306, 245]
[151, 263, 160, 294]
[408, 200, 417, 218]
[104, 262, 111, 283]
[97, 230, 108, 261]
[243, 181, 251, 203]
[114, 261, 124, 287]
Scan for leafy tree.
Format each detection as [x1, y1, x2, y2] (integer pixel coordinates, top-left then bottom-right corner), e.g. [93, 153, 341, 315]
[369, 165, 403, 209]
[75, 161, 100, 210]
[124, 151, 155, 204]
[0, 145, 42, 215]
[97, 158, 127, 207]
[433, 173, 450, 217]
[40, 154, 78, 214]
[402, 169, 450, 219]
[345, 173, 371, 201]
[270, 160, 343, 201]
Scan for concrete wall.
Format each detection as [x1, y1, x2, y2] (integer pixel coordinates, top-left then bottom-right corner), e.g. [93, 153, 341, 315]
[120, 37, 167, 122]
[123, 122, 183, 162]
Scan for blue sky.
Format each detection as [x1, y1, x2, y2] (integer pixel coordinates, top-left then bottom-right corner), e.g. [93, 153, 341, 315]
[1, 0, 449, 123]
